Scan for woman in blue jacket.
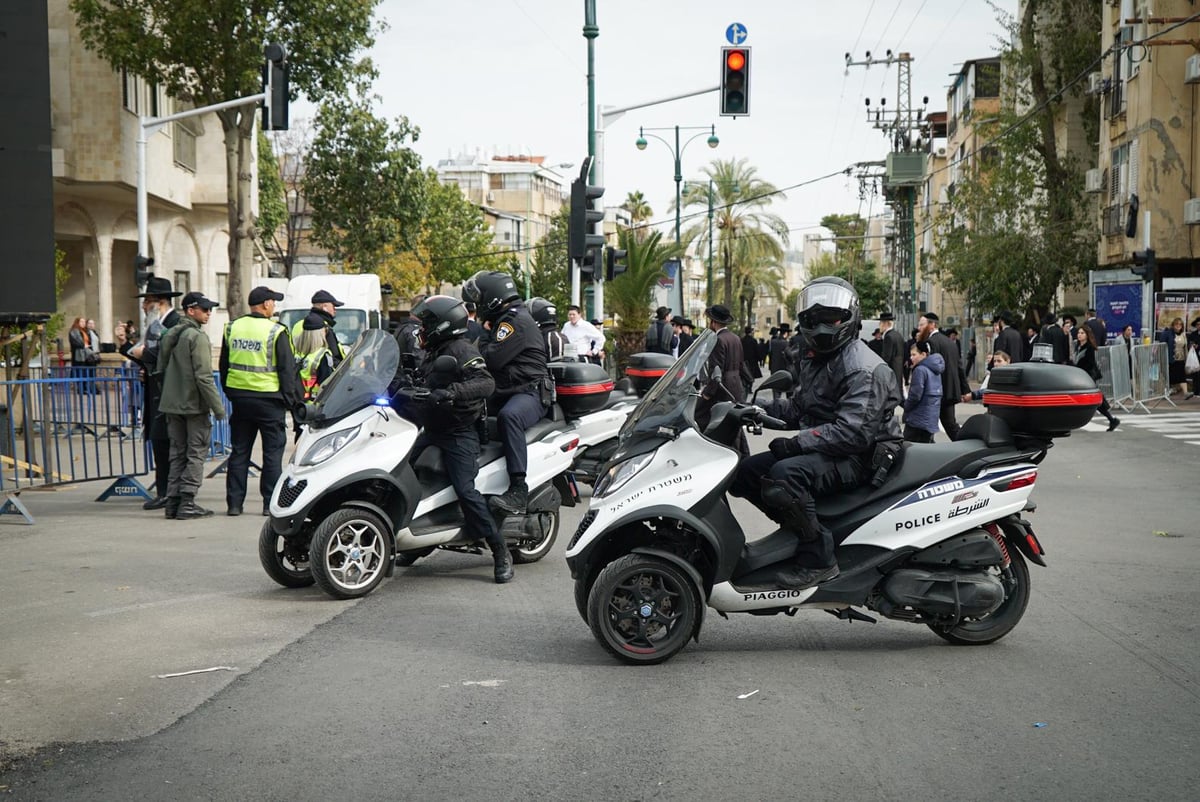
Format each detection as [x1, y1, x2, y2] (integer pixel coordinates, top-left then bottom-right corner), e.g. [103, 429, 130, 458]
[903, 341, 943, 443]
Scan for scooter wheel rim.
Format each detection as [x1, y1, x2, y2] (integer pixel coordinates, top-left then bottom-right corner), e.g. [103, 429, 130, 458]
[321, 517, 388, 591]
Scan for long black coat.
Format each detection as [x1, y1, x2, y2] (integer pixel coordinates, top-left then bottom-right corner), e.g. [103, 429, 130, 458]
[995, 325, 1025, 364]
[1038, 323, 1070, 364]
[740, 334, 762, 379]
[926, 330, 964, 404]
[880, 327, 906, 390]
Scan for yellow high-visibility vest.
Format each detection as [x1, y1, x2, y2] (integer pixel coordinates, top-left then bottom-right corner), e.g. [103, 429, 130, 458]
[224, 316, 286, 392]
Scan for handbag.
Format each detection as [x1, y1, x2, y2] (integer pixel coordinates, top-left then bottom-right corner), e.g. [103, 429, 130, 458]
[1186, 347, 1200, 376]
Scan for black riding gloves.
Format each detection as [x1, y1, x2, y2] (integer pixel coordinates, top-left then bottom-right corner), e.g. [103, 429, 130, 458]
[769, 437, 802, 460]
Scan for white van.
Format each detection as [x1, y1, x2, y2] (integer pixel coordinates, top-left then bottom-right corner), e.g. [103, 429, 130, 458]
[277, 274, 383, 347]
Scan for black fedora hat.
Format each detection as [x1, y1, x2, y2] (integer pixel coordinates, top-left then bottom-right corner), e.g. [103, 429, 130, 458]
[134, 274, 182, 299]
[705, 304, 735, 325]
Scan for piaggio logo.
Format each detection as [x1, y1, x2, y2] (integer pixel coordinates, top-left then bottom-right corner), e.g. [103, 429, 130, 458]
[742, 590, 805, 602]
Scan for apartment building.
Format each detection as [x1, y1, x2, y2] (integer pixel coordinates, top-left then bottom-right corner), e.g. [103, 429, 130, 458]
[47, 0, 259, 342]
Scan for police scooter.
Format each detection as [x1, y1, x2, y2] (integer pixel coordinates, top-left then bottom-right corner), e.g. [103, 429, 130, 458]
[259, 330, 630, 600]
[567, 329, 1096, 665]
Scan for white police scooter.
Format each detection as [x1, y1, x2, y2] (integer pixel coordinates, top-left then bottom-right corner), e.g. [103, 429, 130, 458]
[567, 329, 1097, 664]
[259, 330, 632, 600]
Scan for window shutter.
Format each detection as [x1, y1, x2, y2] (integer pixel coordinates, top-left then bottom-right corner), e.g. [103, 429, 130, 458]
[1127, 138, 1139, 200]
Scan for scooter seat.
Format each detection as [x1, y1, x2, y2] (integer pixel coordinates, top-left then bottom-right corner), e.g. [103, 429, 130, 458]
[411, 441, 508, 483]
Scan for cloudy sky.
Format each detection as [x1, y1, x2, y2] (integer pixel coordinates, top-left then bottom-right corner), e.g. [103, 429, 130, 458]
[353, 0, 1017, 250]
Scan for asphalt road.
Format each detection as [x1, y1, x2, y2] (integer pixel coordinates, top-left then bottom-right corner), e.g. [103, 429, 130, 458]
[2, 407, 1198, 799]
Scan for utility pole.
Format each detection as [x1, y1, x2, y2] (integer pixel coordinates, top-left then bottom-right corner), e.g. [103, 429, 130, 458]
[844, 50, 928, 332]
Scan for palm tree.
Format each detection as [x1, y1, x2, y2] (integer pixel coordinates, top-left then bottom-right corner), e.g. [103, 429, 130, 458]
[732, 241, 786, 329]
[621, 191, 653, 242]
[678, 158, 789, 320]
[605, 227, 681, 368]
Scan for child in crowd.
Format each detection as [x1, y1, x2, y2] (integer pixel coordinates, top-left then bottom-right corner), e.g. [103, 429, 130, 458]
[903, 340, 943, 443]
[964, 349, 1011, 402]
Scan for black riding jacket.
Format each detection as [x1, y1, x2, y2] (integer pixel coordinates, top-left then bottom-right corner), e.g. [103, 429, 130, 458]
[766, 338, 901, 457]
[417, 337, 496, 431]
[481, 303, 548, 396]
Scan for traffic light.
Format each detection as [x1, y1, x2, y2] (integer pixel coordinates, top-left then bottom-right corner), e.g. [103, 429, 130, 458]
[605, 246, 627, 282]
[262, 43, 289, 131]
[1131, 248, 1157, 282]
[135, 255, 154, 287]
[720, 46, 750, 116]
[569, 158, 605, 278]
[580, 245, 601, 281]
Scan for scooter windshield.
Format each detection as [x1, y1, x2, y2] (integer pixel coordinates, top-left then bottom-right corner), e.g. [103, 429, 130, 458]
[306, 329, 400, 428]
[618, 328, 718, 442]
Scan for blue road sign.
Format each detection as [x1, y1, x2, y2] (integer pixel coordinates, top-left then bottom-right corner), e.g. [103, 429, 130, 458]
[726, 23, 748, 45]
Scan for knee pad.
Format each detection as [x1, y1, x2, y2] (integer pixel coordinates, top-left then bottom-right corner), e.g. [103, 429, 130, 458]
[761, 478, 802, 511]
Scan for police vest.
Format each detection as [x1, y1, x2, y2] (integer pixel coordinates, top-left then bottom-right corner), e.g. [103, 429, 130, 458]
[225, 316, 286, 392]
[291, 317, 346, 360]
[298, 347, 331, 401]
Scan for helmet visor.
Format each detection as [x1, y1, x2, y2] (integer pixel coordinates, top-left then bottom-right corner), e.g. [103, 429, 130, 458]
[797, 282, 856, 315]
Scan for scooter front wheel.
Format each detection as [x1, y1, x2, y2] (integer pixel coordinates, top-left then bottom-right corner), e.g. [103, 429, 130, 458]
[258, 520, 315, 589]
[928, 547, 1031, 645]
[588, 554, 702, 665]
[309, 507, 394, 600]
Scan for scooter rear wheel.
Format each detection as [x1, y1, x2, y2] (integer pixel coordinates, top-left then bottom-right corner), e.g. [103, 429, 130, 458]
[511, 510, 559, 564]
[309, 507, 393, 600]
[588, 554, 701, 665]
[928, 547, 1031, 645]
[258, 520, 314, 589]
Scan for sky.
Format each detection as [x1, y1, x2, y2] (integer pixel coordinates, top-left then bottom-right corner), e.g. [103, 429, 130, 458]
[330, 0, 1019, 252]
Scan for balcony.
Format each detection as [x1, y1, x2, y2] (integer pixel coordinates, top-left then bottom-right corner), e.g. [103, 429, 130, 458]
[1102, 204, 1125, 237]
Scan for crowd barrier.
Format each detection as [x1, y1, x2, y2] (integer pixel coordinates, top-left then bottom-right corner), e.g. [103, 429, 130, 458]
[1096, 345, 1134, 412]
[1, 365, 234, 524]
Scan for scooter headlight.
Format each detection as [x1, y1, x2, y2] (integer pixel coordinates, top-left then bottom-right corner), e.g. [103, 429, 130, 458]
[299, 424, 361, 466]
[593, 452, 654, 499]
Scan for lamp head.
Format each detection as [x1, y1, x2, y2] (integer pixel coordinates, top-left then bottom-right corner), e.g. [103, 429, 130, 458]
[635, 137, 648, 151]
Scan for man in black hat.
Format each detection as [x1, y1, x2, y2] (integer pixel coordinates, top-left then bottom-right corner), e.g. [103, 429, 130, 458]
[128, 275, 183, 510]
[1036, 312, 1070, 364]
[290, 289, 345, 366]
[918, 312, 967, 439]
[993, 311, 1026, 367]
[220, 285, 298, 517]
[879, 311, 906, 392]
[740, 324, 762, 395]
[696, 305, 745, 442]
[645, 306, 674, 355]
[678, 317, 696, 353]
[157, 292, 226, 519]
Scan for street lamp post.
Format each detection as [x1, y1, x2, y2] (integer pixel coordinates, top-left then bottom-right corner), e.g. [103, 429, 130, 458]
[636, 124, 718, 316]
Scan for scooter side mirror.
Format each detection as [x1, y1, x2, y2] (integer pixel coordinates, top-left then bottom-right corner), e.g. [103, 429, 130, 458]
[755, 370, 794, 401]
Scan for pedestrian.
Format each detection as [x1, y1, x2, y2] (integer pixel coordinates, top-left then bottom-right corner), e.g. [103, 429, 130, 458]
[293, 312, 336, 440]
[740, 325, 762, 396]
[644, 306, 674, 355]
[1159, 317, 1189, 394]
[677, 317, 696, 353]
[126, 275, 184, 509]
[695, 304, 745, 440]
[219, 285, 298, 517]
[1037, 313, 1070, 364]
[964, 349, 1011, 402]
[1186, 318, 1200, 399]
[1025, 323, 1038, 362]
[562, 305, 603, 364]
[590, 319, 609, 367]
[1074, 326, 1120, 431]
[902, 340, 942, 443]
[879, 312, 906, 393]
[993, 311, 1026, 365]
[157, 292, 226, 519]
[289, 289, 345, 366]
[1084, 308, 1108, 347]
[1120, 324, 1135, 379]
[918, 312, 966, 440]
[405, 295, 513, 583]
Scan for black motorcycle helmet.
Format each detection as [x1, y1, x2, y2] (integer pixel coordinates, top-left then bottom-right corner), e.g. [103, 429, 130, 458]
[462, 270, 520, 321]
[528, 297, 559, 331]
[795, 276, 862, 355]
[412, 294, 469, 350]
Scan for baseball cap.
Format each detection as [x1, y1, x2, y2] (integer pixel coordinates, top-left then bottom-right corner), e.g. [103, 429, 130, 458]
[181, 291, 217, 311]
[248, 285, 286, 306]
[311, 290, 344, 307]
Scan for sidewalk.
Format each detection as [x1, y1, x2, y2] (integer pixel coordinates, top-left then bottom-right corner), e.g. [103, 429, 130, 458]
[0, 469, 355, 769]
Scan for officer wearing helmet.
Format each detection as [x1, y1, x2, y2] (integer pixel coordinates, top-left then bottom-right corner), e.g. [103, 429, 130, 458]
[462, 271, 550, 515]
[406, 295, 513, 583]
[529, 297, 571, 361]
[730, 277, 902, 590]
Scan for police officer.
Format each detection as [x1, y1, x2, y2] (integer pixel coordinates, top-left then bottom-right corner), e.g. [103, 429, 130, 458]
[730, 277, 901, 590]
[462, 271, 549, 515]
[293, 312, 336, 441]
[219, 285, 299, 517]
[405, 295, 513, 583]
[529, 297, 570, 361]
[127, 274, 182, 510]
[290, 289, 345, 366]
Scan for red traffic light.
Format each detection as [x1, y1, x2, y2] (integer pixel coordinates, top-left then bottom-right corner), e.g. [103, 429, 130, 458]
[726, 49, 746, 71]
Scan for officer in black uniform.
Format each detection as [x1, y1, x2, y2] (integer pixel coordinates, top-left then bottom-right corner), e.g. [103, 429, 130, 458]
[462, 271, 549, 514]
[529, 297, 569, 361]
[406, 295, 513, 583]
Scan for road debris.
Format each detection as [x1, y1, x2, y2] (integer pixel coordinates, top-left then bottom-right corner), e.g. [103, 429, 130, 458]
[155, 666, 238, 679]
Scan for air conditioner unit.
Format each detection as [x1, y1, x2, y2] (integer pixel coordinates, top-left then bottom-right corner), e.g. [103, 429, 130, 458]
[1085, 167, 1105, 194]
[934, 146, 947, 159]
[485, 191, 495, 203]
[1185, 197, 1200, 226]
[1088, 72, 1105, 95]
[1186, 54, 1200, 85]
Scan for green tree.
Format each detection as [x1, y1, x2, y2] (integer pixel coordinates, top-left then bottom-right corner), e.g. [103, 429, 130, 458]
[71, 0, 380, 317]
[606, 228, 681, 368]
[679, 158, 789, 319]
[819, 213, 868, 264]
[807, 252, 892, 317]
[303, 82, 426, 273]
[528, 205, 572, 312]
[931, 0, 1099, 320]
[256, 130, 287, 259]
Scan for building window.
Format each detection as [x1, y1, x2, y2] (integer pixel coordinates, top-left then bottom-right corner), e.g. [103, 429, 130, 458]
[121, 68, 160, 116]
[173, 112, 201, 172]
[215, 273, 228, 307]
[174, 271, 191, 295]
[974, 61, 1000, 98]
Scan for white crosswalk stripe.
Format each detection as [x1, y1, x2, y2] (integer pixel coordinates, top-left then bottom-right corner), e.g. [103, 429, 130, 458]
[1079, 411, 1200, 447]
